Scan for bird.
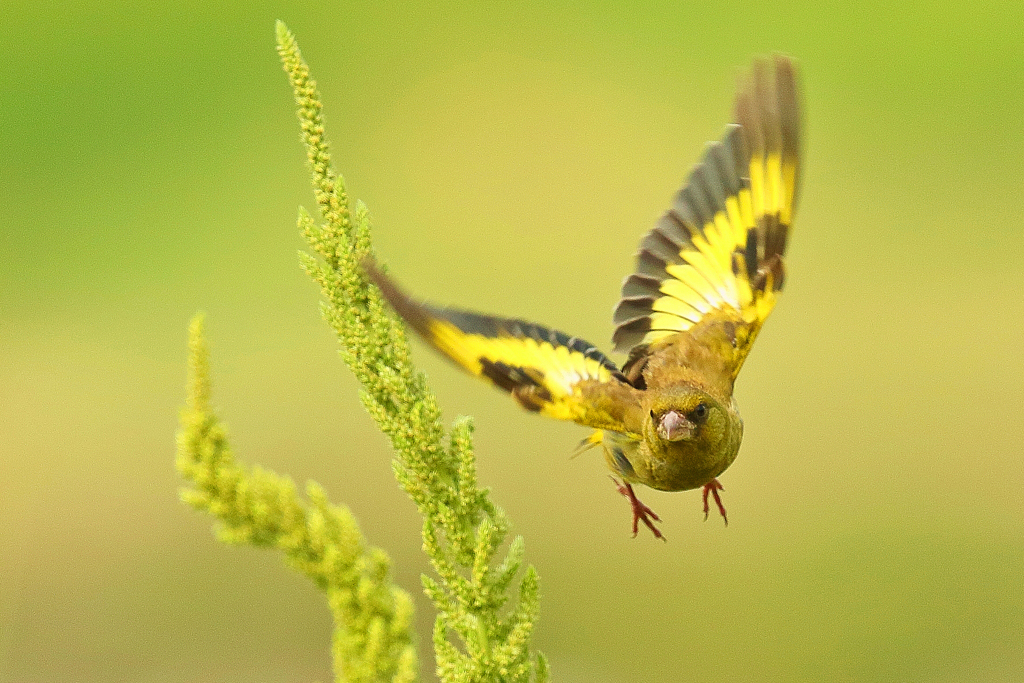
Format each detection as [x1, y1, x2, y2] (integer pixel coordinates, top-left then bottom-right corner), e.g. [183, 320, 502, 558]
[363, 55, 801, 540]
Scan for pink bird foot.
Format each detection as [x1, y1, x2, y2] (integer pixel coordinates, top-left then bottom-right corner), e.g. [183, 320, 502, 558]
[611, 477, 665, 541]
[702, 479, 728, 525]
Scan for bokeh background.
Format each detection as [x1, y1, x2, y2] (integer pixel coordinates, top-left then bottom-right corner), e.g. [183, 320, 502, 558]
[2, 1, 1023, 681]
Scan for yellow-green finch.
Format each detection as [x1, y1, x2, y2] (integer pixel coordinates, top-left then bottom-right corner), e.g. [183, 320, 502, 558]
[364, 55, 801, 539]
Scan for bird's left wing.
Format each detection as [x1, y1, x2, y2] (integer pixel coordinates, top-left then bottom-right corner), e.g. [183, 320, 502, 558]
[612, 56, 801, 381]
[364, 261, 643, 433]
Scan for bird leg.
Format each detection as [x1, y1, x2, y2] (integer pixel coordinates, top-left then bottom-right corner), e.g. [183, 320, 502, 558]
[702, 479, 728, 525]
[610, 477, 665, 541]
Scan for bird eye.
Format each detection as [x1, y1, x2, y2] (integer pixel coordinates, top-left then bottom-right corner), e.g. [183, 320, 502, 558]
[692, 403, 708, 421]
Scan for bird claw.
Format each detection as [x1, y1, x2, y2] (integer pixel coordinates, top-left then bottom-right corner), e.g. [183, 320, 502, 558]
[702, 479, 728, 525]
[610, 477, 665, 541]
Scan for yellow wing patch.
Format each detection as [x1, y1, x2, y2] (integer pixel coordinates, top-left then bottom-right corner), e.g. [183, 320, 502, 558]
[423, 315, 619, 420]
[612, 55, 800, 378]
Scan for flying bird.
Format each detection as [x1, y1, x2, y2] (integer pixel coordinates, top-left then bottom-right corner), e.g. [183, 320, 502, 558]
[364, 55, 801, 539]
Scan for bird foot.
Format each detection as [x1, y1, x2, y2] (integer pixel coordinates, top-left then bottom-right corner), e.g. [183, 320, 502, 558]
[702, 479, 728, 525]
[610, 477, 665, 541]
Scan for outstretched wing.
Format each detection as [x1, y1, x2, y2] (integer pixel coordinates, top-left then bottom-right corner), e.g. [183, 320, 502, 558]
[612, 55, 801, 379]
[364, 261, 643, 432]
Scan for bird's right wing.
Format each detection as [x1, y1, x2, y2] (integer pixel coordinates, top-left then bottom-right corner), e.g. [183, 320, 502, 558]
[364, 260, 643, 433]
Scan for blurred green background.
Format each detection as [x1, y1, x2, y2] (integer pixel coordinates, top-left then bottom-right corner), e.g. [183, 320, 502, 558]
[2, 1, 1023, 681]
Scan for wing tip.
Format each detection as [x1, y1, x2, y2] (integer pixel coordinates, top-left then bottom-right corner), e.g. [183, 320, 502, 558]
[734, 55, 801, 135]
[361, 257, 439, 340]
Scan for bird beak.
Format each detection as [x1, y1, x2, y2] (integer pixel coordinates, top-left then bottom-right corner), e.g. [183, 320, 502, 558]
[657, 410, 694, 442]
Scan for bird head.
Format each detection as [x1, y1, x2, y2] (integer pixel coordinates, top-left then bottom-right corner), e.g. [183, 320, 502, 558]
[645, 389, 727, 448]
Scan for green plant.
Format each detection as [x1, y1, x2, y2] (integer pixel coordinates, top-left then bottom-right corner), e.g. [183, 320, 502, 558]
[175, 22, 547, 683]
